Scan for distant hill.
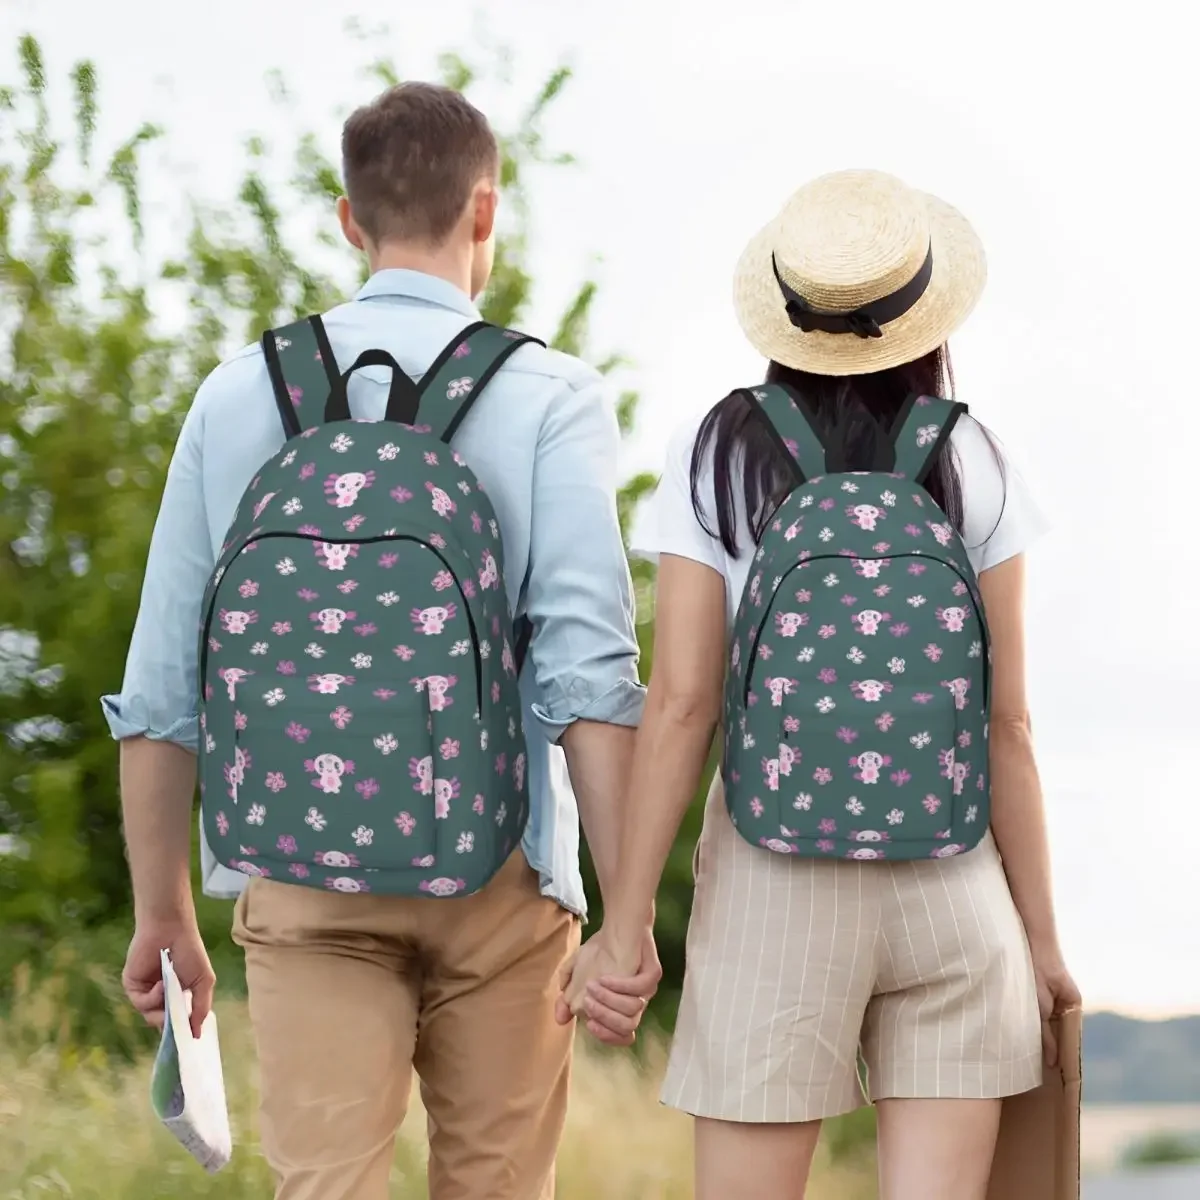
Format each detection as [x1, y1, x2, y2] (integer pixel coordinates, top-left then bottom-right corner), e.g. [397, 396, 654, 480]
[1085, 1013, 1200, 1104]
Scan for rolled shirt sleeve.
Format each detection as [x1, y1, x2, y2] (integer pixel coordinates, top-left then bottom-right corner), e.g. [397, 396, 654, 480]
[100, 386, 216, 753]
[523, 376, 646, 740]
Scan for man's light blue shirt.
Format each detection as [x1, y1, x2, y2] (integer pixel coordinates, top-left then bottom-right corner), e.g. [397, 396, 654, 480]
[101, 269, 645, 917]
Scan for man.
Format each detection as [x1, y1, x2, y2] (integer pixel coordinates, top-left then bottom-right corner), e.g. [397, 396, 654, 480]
[104, 81, 658, 1200]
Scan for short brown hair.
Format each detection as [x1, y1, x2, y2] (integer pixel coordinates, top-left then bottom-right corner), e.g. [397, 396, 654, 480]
[341, 82, 499, 246]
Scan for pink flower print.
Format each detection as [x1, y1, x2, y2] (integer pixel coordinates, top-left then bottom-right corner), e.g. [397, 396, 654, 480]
[783, 436, 799, 459]
[239, 580, 259, 598]
[285, 722, 311, 743]
[429, 533, 447, 549]
[890, 768, 912, 786]
[840, 594, 858, 607]
[819, 498, 836, 511]
[395, 812, 416, 836]
[818, 817, 837, 834]
[836, 726, 858, 744]
[343, 513, 366, 533]
[440, 738, 460, 760]
[908, 562, 927, 575]
[379, 552, 399, 568]
[374, 688, 396, 700]
[424, 451, 439, 466]
[277, 833, 297, 854]
[816, 839, 835, 853]
[952, 581, 968, 596]
[208, 637, 221, 653]
[426, 481, 457, 517]
[873, 542, 891, 554]
[278, 660, 297, 675]
[890, 623, 910, 637]
[758, 644, 774, 660]
[299, 463, 316, 480]
[453, 340, 471, 358]
[912, 692, 934, 704]
[288, 384, 303, 407]
[390, 485, 413, 504]
[289, 863, 310, 879]
[874, 584, 891, 597]
[491, 615, 502, 637]
[298, 588, 319, 601]
[432, 569, 455, 592]
[234, 710, 248, 731]
[216, 811, 230, 836]
[495, 752, 508, 775]
[875, 711, 895, 731]
[338, 580, 359, 594]
[471, 511, 483, 533]
[783, 715, 800, 733]
[924, 643, 943, 662]
[354, 622, 378, 637]
[957, 731, 972, 748]
[818, 667, 838, 684]
[394, 644, 416, 661]
[923, 794, 942, 814]
[818, 624, 837, 639]
[813, 767, 833, 785]
[795, 588, 812, 603]
[270, 621, 290, 636]
[330, 706, 353, 729]
[355, 778, 380, 799]
[461, 578, 476, 598]
[491, 681, 501, 703]
[904, 523, 922, 537]
[750, 797, 764, 817]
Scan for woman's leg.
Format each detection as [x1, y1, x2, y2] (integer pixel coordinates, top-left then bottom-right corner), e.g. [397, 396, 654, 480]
[875, 1098, 1001, 1200]
[695, 1117, 823, 1200]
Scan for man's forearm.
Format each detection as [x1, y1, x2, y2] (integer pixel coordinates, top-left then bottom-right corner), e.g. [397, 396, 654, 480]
[559, 719, 637, 908]
[120, 736, 199, 925]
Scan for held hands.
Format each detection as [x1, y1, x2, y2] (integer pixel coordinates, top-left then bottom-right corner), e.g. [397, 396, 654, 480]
[1030, 941, 1081, 1067]
[122, 918, 216, 1040]
[555, 925, 661, 1047]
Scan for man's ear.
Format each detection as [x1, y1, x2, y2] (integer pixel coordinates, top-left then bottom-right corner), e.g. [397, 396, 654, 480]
[472, 179, 498, 245]
[337, 195, 366, 251]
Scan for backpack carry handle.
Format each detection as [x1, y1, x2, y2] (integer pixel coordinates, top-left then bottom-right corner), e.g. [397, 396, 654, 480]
[889, 395, 968, 485]
[324, 348, 422, 426]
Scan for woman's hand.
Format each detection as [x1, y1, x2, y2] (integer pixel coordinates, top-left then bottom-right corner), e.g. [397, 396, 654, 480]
[1030, 941, 1081, 1067]
[555, 925, 660, 1046]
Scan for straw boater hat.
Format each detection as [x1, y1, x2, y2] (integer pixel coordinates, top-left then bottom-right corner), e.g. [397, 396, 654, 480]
[733, 169, 986, 377]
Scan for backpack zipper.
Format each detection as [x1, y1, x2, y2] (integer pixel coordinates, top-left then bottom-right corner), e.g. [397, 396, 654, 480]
[741, 550, 989, 708]
[200, 531, 485, 715]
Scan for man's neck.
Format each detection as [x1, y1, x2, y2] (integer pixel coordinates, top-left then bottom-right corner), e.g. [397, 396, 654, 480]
[367, 242, 473, 300]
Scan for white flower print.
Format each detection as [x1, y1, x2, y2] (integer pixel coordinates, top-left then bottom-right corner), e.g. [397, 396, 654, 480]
[742, 732, 757, 749]
[374, 733, 398, 755]
[250, 641, 268, 655]
[910, 731, 932, 748]
[352, 653, 373, 669]
[508, 717, 518, 739]
[305, 807, 327, 832]
[305, 642, 326, 659]
[969, 640, 983, 658]
[282, 498, 303, 515]
[847, 646, 866, 664]
[797, 647, 816, 663]
[281, 448, 297, 466]
[846, 796, 865, 816]
[205, 732, 216, 753]
[489, 519, 499, 538]
[819, 527, 835, 543]
[799, 495, 813, 508]
[276, 557, 297, 575]
[841, 481, 859, 493]
[772, 574, 783, 589]
[456, 832, 475, 854]
[823, 572, 839, 586]
[907, 594, 926, 607]
[376, 591, 400, 607]
[331, 433, 354, 453]
[446, 377, 474, 399]
[816, 696, 836, 713]
[352, 825, 374, 847]
[495, 801, 507, 825]
[457, 480, 472, 494]
[378, 442, 400, 461]
[263, 688, 286, 706]
[965, 804, 979, 823]
[881, 490, 897, 506]
[275, 336, 292, 350]
[480, 728, 489, 750]
[887, 657, 906, 674]
[451, 639, 472, 657]
[886, 808, 905, 825]
[246, 803, 266, 826]
[793, 792, 813, 811]
[916, 423, 940, 447]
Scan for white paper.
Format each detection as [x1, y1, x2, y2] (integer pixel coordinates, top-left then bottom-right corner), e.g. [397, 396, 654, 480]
[149, 948, 233, 1173]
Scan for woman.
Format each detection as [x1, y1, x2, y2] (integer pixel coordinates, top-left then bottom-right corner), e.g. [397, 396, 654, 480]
[565, 170, 1080, 1199]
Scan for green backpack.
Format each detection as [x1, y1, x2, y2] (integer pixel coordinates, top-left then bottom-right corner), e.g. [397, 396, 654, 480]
[198, 316, 542, 897]
[723, 385, 991, 862]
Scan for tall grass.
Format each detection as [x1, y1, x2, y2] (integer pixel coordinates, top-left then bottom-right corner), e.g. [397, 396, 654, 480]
[0, 968, 877, 1198]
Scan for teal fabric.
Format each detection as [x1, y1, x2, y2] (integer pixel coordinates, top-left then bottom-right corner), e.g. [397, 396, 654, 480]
[890, 395, 967, 481]
[743, 385, 827, 480]
[723, 393, 990, 861]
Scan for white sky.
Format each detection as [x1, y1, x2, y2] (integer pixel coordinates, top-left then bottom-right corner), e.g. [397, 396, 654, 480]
[5, 0, 1197, 1016]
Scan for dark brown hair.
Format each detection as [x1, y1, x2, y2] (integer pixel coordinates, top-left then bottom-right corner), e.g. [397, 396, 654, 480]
[341, 82, 499, 246]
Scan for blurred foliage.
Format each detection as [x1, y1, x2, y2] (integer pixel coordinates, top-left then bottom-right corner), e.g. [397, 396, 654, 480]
[1121, 1130, 1200, 1170]
[0, 30, 718, 1046]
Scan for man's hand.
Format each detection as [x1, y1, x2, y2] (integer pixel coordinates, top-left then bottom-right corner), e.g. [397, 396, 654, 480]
[123, 919, 215, 1040]
[555, 925, 660, 1047]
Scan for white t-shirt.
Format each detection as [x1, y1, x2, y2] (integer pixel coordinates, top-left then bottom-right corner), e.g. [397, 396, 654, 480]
[635, 409, 1048, 626]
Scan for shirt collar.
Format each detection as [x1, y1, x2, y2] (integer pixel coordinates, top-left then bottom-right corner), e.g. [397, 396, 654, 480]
[354, 269, 481, 319]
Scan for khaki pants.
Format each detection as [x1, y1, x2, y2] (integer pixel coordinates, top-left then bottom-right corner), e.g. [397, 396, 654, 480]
[232, 849, 581, 1200]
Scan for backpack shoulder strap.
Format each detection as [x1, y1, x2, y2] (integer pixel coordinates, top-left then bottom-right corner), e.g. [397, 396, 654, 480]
[262, 315, 342, 438]
[889, 395, 969, 485]
[737, 383, 828, 483]
[415, 322, 545, 443]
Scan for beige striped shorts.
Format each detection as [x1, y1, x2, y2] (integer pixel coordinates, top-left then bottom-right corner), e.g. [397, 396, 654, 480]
[661, 776, 1044, 1123]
